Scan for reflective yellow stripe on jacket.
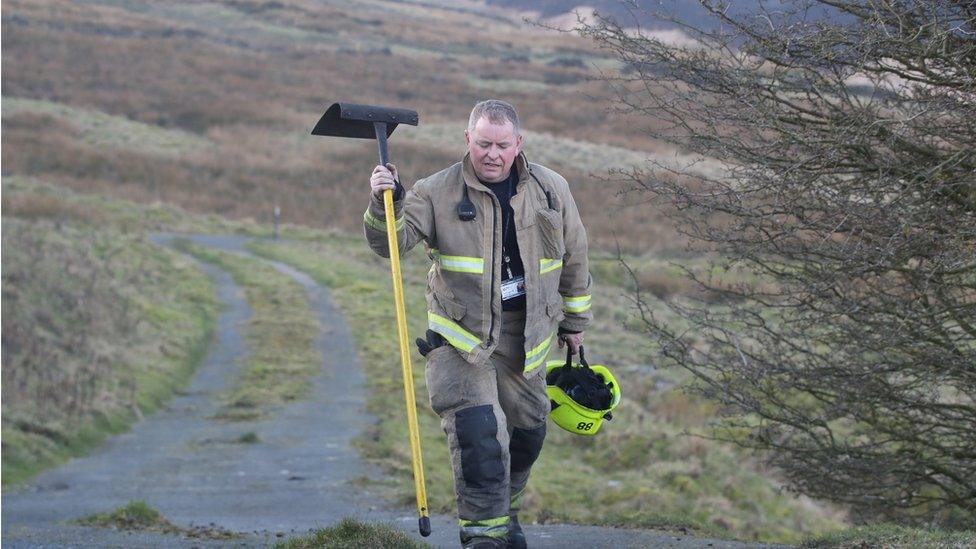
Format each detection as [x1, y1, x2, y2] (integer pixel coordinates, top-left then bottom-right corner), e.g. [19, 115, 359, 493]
[563, 294, 591, 313]
[524, 333, 554, 373]
[428, 312, 482, 353]
[431, 249, 484, 274]
[539, 258, 563, 274]
[363, 209, 404, 232]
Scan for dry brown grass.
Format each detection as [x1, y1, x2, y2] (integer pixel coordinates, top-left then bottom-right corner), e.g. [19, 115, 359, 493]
[1, 193, 106, 225]
[2, 0, 686, 255]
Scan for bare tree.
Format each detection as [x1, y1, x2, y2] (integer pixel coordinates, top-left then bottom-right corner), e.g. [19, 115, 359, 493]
[577, 0, 976, 525]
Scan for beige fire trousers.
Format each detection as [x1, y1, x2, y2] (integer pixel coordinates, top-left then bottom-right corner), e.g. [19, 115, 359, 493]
[424, 309, 550, 543]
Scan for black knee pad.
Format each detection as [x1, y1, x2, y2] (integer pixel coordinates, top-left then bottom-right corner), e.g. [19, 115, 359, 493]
[455, 405, 505, 489]
[510, 423, 546, 473]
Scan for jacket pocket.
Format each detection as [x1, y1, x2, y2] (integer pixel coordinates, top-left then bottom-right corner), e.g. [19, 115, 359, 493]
[545, 292, 565, 323]
[536, 208, 565, 258]
[425, 345, 464, 415]
[432, 288, 467, 321]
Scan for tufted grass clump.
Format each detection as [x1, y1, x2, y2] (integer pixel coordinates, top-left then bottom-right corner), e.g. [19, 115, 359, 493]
[274, 518, 429, 549]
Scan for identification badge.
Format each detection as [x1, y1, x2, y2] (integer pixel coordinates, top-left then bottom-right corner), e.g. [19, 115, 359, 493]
[501, 275, 526, 301]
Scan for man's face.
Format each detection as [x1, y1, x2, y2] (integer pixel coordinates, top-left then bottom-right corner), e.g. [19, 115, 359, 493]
[465, 116, 523, 183]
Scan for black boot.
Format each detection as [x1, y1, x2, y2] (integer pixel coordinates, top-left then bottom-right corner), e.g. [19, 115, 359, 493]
[507, 516, 526, 549]
[462, 536, 507, 549]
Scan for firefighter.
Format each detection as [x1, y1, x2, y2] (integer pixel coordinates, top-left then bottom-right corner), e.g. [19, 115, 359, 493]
[365, 99, 592, 549]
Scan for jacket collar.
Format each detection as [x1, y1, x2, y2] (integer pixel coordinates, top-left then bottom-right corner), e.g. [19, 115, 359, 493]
[461, 152, 531, 193]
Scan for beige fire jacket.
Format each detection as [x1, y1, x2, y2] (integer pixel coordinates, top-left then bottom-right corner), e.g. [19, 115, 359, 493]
[363, 152, 593, 375]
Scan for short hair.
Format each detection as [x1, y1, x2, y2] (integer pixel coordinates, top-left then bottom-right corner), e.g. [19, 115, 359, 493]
[468, 99, 521, 135]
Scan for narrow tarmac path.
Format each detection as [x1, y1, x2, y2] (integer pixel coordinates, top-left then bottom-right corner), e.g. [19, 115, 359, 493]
[2, 235, 779, 549]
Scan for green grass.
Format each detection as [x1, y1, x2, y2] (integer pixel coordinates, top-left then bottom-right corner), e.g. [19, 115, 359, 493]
[235, 431, 260, 444]
[3, 415, 133, 487]
[246, 235, 453, 503]
[1, 208, 218, 486]
[801, 524, 976, 548]
[246, 233, 845, 543]
[1, 176, 246, 234]
[2, 98, 211, 159]
[75, 501, 178, 532]
[174, 241, 320, 421]
[274, 518, 430, 549]
[0, 176, 305, 484]
[75, 500, 242, 540]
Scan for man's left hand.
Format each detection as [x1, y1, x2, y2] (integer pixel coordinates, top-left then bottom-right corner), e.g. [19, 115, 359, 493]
[558, 331, 584, 355]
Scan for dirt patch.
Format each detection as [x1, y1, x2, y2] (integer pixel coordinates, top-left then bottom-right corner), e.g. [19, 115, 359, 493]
[75, 500, 243, 540]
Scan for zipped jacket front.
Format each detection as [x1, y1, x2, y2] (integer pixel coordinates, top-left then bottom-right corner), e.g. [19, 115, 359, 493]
[363, 152, 593, 376]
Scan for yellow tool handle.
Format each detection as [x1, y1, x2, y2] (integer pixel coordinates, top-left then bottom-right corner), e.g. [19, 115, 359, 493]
[383, 188, 431, 535]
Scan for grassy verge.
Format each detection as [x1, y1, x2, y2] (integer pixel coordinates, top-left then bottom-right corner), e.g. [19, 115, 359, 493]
[173, 240, 319, 421]
[273, 518, 430, 549]
[0, 176, 319, 485]
[75, 500, 241, 540]
[1, 216, 217, 486]
[801, 524, 976, 548]
[0, 176, 245, 235]
[247, 234, 844, 543]
[247, 234, 449, 501]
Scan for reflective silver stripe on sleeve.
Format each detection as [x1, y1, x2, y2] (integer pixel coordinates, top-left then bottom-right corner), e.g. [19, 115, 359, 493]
[563, 294, 592, 313]
[428, 312, 481, 353]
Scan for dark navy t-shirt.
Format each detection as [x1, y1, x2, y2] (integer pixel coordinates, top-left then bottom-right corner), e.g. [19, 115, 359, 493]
[483, 167, 526, 311]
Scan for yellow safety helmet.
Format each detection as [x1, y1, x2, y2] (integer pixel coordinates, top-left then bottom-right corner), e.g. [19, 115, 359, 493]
[545, 346, 620, 436]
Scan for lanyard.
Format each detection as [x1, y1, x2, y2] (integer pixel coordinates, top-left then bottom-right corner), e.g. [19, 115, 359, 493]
[500, 174, 515, 280]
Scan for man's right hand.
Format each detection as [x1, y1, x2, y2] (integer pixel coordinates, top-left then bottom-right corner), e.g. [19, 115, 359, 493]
[370, 163, 398, 197]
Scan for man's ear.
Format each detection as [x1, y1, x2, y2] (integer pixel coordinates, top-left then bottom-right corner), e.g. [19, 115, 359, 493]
[464, 130, 470, 146]
[515, 134, 524, 155]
